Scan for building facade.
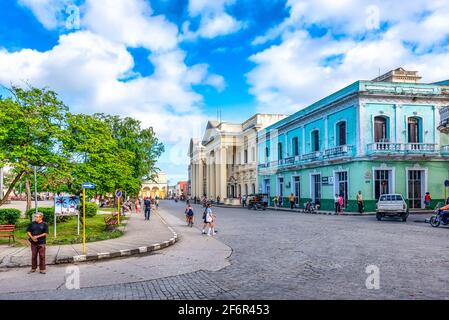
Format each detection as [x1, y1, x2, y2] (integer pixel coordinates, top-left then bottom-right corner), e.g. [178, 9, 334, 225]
[189, 114, 288, 205]
[258, 69, 449, 212]
[140, 172, 168, 199]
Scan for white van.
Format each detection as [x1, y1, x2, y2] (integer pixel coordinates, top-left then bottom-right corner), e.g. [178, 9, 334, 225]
[376, 194, 409, 222]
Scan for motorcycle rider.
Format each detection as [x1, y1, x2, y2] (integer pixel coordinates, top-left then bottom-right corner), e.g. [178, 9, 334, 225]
[438, 203, 449, 223]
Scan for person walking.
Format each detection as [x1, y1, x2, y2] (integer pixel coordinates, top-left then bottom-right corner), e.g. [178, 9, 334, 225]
[207, 205, 217, 236]
[338, 194, 344, 214]
[144, 197, 151, 220]
[424, 192, 431, 209]
[356, 191, 364, 213]
[27, 212, 49, 274]
[334, 194, 340, 214]
[155, 197, 160, 210]
[242, 194, 247, 208]
[202, 203, 212, 235]
[289, 193, 295, 210]
[185, 201, 194, 226]
[274, 195, 279, 210]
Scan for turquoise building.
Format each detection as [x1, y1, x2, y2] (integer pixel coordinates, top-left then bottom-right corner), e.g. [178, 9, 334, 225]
[257, 69, 449, 212]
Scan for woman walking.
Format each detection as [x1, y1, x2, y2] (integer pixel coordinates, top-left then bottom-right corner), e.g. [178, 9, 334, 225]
[334, 194, 340, 214]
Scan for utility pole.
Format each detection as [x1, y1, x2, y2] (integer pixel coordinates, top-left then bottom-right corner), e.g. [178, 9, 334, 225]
[34, 166, 38, 213]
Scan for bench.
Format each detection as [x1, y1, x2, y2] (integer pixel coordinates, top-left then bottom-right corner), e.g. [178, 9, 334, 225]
[104, 213, 119, 230]
[0, 224, 16, 245]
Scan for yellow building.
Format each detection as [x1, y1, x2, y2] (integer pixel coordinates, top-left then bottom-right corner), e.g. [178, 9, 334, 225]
[140, 172, 168, 199]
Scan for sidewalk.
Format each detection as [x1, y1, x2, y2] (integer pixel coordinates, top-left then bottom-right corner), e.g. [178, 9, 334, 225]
[211, 203, 434, 216]
[0, 210, 178, 268]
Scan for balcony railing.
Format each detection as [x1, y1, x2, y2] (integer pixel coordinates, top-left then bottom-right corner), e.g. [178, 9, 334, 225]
[324, 145, 354, 158]
[302, 151, 323, 161]
[367, 143, 437, 154]
[441, 145, 449, 154]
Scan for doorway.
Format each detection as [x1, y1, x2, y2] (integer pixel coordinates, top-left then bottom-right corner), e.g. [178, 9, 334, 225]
[408, 170, 424, 209]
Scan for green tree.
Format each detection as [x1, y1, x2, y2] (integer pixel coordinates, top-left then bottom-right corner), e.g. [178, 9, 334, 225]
[94, 114, 164, 190]
[0, 86, 68, 206]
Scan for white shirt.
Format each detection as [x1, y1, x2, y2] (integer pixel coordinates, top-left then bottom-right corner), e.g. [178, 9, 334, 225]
[205, 208, 213, 222]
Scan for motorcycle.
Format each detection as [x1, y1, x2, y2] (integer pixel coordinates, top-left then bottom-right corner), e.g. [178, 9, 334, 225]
[429, 203, 449, 227]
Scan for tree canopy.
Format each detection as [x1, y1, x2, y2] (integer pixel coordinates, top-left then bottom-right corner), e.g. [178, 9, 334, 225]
[0, 86, 164, 205]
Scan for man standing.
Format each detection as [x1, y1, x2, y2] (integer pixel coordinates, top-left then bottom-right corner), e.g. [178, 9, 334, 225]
[289, 193, 295, 210]
[242, 194, 247, 208]
[144, 197, 151, 220]
[356, 191, 364, 213]
[26, 212, 49, 274]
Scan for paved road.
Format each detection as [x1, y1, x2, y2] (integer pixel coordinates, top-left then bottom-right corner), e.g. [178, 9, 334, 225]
[1, 201, 448, 299]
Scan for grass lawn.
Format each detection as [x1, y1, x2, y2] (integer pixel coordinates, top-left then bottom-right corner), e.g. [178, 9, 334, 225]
[0, 214, 127, 247]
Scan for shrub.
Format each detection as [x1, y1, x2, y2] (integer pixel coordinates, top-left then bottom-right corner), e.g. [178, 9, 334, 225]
[0, 209, 21, 225]
[85, 203, 98, 218]
[26, 207, 55, 224]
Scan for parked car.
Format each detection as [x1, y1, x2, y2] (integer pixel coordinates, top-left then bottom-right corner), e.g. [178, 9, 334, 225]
[376, 194, 409, 222]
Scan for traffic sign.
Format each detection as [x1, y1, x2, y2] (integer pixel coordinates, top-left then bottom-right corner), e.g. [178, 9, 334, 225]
[116, 190, 122, 198]
[82, 182, 95, 189]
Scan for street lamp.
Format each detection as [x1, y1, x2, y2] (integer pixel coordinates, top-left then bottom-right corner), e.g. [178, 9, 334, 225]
[34, 166, 38, 214]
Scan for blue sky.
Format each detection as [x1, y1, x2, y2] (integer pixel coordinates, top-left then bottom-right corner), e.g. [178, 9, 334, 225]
[1, 0, 449, 184]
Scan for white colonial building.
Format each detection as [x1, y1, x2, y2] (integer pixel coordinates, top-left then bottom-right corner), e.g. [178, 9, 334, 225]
[188, 114, 288, 205]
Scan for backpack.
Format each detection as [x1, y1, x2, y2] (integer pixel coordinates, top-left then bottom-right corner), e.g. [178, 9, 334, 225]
[187, 208, 194, 216]
[202, 209, 207, 219]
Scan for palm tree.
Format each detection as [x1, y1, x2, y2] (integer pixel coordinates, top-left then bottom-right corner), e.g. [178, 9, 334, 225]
[55, 197, 67, 213]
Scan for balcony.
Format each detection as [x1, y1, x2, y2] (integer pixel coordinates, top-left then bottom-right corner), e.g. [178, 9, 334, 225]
[367, 143, 437, 155]
[302, 151, 323, 162]
[324, 145, 354, 158]
[441, 145, 449, 155]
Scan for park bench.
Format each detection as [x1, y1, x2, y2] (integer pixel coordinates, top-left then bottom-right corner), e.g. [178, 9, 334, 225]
[0, 224, 16, 245]
[104, 213, 119, 230]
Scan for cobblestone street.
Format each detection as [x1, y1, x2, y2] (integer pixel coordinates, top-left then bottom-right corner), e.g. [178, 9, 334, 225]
[1, 201, 448, 299]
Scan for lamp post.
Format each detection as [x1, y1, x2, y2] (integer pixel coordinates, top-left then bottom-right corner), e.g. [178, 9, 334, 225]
[34, 166, 38, 213]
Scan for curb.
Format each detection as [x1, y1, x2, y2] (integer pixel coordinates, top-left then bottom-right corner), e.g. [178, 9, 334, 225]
[55, 214, 178, 265]
[211, 203, 434, 216]
[1, 213, 179, 268]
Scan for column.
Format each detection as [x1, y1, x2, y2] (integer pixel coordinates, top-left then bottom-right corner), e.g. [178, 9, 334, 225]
[215, 149, 220, 200]
[324, 116, 329, 150]
[301, 126, 306, 155]
[198, 160, 203, 197]
[219, 147, 227, 200]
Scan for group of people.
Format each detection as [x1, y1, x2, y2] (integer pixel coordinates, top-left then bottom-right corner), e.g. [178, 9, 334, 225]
[184, 201, 217, 236]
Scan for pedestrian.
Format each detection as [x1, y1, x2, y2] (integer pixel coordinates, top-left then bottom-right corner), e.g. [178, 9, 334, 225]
[206, 204, 217, 236]
[202, 203, 212, 235]
[446, 196, 449, 205]
[356, 191, 364, 213]
[27, 212, 49, 274]
[216, 196, 220, 204]
[242, 194, 247, 207]
[156, 197, 159, 210]
[289, 193, 295, 210]
[334, 194, 340, 214]
[144, 197, 151, 220]
[338, 194, 344, 214]
[262, 194, 268, 209]
[274, 195, 279, 210]
[424, 192, 431, 209]
[185, 201, 194, 225]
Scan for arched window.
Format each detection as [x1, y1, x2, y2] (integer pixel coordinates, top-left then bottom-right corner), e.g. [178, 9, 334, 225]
[311, 130, 320, 151]
[408, 117, 422, 143]
[336, 121, 347, 146]
[374, 116, 389, 142]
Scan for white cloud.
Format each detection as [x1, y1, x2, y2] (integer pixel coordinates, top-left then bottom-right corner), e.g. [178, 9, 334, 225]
[3, 0, 229, 181]
[181, 0, 244, 40]
[82, 0, 178, 52]
[248, 0, 449, 113]
[18, 0, 70, 29]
